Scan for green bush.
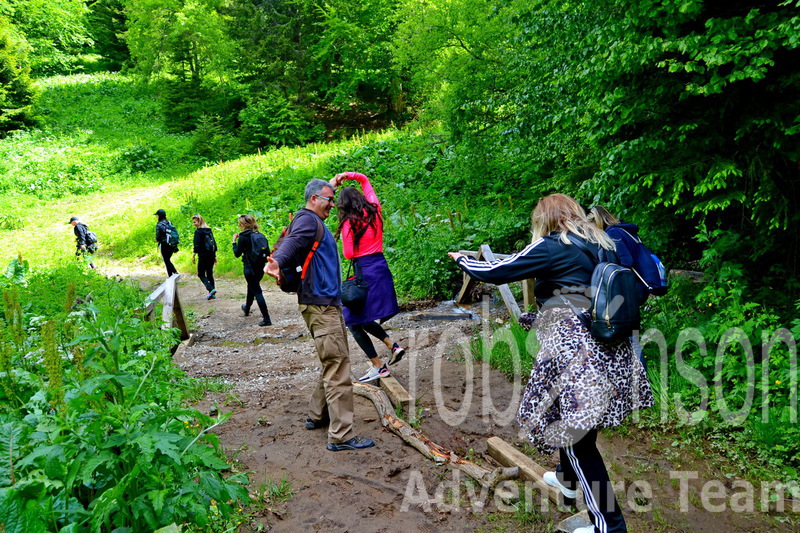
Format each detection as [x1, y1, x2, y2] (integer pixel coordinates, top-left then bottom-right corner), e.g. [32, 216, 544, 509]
[239, 94, 325, 149]
[0, 15, 38, 135]
[0, 261, 249, 531]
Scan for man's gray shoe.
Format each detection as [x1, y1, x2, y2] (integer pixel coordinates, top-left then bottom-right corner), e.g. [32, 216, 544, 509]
[326, 436, 375, 451]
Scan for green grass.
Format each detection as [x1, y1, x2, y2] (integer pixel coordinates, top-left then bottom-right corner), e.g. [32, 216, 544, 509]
[0, 71, 397, 274]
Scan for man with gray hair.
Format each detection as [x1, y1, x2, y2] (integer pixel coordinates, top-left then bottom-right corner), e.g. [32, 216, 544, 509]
[266, 178, 375, 451]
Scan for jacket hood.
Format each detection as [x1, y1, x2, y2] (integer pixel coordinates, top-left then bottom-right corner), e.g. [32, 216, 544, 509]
[197, 227, 213, 235]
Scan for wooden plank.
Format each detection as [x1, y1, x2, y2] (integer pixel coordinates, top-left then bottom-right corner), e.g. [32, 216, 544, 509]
[458, 250, 511, 260]
[172, 283, 190, 340]
[522, 278, 537, 313]
[480, 245, 521, 319]
[487, 436, 562, 505]
[456, 273, 479, 304]
[161, 275, 176, 328]
[379, 375, 415, 418]
[556, 510, 591, 532]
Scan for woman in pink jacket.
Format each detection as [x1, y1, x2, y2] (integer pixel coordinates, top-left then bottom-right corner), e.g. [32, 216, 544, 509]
[330, 171, 405, 382]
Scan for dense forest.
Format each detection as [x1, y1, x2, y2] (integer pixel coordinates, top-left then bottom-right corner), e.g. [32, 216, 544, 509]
[1, 0, 799, 530]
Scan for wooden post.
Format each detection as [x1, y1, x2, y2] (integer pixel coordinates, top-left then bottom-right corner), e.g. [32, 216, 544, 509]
[145, 274, 189, 340]
[522, 278, 537, 312]
[480, 245, 521, 319]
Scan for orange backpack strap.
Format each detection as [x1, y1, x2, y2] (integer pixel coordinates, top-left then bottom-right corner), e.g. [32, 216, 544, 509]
[300, 216, 326, 280]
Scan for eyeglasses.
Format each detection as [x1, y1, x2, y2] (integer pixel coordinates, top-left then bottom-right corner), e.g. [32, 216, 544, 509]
[316, 194, 335, 203]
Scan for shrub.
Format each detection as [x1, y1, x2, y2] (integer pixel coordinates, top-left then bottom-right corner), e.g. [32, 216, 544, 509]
[238, 94, 324, 148]
[0, 261, 250, 531]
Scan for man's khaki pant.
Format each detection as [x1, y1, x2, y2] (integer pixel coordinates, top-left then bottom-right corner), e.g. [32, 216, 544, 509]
[300, 304, 354, 444]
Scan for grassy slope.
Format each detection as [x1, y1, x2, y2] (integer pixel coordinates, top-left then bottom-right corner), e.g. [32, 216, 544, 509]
[0, 73, 393, 275]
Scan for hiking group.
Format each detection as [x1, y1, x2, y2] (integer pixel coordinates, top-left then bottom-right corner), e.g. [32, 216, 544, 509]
[70, 179, 665, 532]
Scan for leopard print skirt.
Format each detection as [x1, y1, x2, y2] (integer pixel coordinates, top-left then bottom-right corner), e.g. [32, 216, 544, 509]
[517, 307, 654, 454]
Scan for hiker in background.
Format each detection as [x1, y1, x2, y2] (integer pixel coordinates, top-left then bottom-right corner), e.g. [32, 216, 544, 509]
[232, 214, 272, 326]
[448, 194, 653, 533]
[155, 209, 179, 277]
[330, 171, 405, 383]
[192, 214, 218, 300]
[266, 178, 375, 452]
[69, 216, 96, 270]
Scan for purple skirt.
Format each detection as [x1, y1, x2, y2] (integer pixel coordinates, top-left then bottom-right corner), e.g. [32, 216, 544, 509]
[342, 253, 400, 326]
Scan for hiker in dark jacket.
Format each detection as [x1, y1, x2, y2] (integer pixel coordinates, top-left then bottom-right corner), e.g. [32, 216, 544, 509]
[232, 214, 272, 326]
[192, 214, 217, 300]
[154, 209, 178, 277]
[449, 194, 653, 533]
[266, 178, 375, 452]
[69, 216, 95, 269]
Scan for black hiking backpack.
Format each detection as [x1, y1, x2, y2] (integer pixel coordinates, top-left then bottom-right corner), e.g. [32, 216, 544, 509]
[564, 236, 641, 341]
[204, 231, 217, 253]
[248, 232, 270, 266]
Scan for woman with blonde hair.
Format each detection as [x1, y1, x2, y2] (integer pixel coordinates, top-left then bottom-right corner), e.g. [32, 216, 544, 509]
[448, 193, 653, 533]
[191, 214, 218, 300]
[233, 214, 272, 326]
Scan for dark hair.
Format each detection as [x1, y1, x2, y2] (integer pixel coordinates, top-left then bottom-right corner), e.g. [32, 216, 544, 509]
[336, 187, 381, 251]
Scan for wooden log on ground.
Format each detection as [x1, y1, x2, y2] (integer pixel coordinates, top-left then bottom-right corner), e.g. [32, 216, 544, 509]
[353, 382, 519, 498]
[487, 436, 563, 505]
[379, 375, 415, 418]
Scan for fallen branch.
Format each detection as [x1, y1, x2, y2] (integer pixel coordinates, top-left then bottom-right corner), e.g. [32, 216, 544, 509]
[353, 382, 518, 499]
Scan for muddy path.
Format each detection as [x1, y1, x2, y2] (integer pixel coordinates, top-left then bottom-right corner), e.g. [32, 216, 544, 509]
[124, 266, 797, 533]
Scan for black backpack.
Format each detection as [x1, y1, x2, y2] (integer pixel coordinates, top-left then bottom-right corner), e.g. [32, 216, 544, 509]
[204, 231, 217, 253]
[81, 224, 98, 253]
[162, 221, 180, 248]
[272, 213, 324, 293]
[564, 236, 641, 341]
[247, 232, 270, 266]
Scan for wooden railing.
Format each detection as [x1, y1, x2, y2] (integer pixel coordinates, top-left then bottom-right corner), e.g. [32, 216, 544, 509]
[456, 244, 536, 319]
[143, 273, 190, 340]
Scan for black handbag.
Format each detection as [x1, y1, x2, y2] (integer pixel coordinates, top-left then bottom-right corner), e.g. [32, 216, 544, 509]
[341, 261, 368, 310]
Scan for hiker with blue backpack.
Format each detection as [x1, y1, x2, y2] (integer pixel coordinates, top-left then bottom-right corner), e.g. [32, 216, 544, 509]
[448, 194, 653, 533]
[155, 209, 179, 277]
[192, 214, 218, 300]
[232, 214, 272, 327]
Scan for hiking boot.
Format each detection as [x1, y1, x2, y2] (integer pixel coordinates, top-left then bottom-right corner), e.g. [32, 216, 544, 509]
[388, 346, 406, 365]
[358, 364, 389, 383]
[305, 417, 329, 430]
[543, 471, 578, 499]
[259, 318, 272, 326]
[241, 304, 250, 317]
[326, 436, 375, 452]
[207, 289, 217, 300]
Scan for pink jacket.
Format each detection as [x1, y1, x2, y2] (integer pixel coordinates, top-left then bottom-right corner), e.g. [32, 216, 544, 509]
[340, 172, 383, 259]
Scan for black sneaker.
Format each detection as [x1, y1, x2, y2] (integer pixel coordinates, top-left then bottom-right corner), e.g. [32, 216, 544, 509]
[305, 417, 329, 430]
[241, 304, 250, 317]
[326, 436, 375, 451]
[259, 319, 272, 326]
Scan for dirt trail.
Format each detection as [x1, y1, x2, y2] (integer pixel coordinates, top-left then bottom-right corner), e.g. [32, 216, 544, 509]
[124, 267, 797, 533]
